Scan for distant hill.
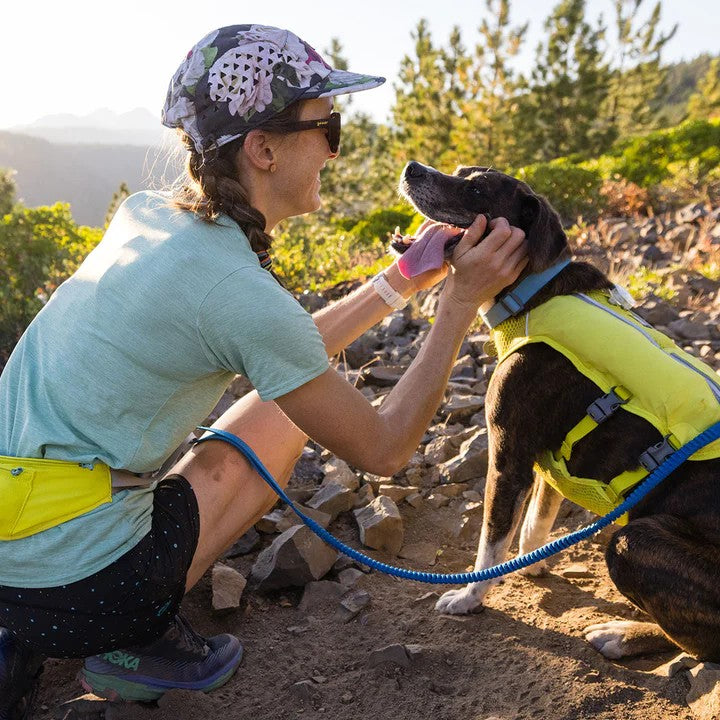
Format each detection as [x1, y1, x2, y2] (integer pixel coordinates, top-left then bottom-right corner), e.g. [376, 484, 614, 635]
[8, 108, 172, 147]
[0, 131, 183, 226]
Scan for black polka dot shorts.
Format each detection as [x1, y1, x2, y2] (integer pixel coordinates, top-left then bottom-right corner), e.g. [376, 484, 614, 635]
[0, 474, 200, 659]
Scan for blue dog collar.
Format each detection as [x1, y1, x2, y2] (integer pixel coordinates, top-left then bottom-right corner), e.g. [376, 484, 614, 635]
[481, 258, 572, 329]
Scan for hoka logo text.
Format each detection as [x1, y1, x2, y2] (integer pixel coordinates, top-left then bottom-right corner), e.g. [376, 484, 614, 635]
[102, 650, 140, 671]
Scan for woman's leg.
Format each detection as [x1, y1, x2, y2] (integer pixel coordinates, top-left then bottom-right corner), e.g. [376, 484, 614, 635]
[169, 390, 308, 590]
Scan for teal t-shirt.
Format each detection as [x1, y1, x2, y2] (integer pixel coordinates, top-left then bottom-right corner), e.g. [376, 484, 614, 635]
[0, 191, 329, 587]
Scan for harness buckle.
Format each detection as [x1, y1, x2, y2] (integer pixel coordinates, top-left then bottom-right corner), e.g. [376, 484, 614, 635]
[498, 292, 524, 316]
[586, 386, 629, 423]
[639, 435, 678, 471]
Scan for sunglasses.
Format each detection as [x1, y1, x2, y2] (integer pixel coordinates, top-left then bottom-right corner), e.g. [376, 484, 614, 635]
[278, 112, 341, 154]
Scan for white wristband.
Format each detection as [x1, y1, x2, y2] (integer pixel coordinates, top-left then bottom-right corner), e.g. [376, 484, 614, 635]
[371, 271, 408, 311]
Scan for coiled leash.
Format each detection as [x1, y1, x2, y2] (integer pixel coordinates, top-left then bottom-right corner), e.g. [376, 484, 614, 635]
[196, 421, 720, 585]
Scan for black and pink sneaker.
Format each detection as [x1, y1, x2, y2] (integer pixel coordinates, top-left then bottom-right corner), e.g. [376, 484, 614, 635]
[78, 615, 243, 702]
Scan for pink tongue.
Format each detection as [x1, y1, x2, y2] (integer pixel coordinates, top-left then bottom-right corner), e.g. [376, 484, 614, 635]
[397, 225, 462, 279]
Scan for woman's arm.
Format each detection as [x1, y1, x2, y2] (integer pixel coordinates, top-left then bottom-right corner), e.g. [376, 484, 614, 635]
[275, 215, 526, 476]
[312, 223, 446, 358]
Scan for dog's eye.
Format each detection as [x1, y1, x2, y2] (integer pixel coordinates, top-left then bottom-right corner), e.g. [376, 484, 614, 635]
[468, 186, 483, 196]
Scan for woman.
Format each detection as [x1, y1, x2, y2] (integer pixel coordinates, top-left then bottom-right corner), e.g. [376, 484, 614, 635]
[0, 24, 527, 713]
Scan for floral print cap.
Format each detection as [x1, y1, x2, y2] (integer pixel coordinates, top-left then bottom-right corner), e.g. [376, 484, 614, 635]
[162, 24, 385, 153]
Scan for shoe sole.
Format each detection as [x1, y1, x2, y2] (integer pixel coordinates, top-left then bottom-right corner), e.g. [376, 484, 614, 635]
[77, 645, 243, 702]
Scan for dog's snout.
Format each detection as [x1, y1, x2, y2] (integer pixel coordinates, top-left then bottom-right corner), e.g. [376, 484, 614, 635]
[405, 161, 426, 179]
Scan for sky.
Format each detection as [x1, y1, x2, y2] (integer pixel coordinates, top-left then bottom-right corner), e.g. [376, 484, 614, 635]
[0, 0, 716, 129]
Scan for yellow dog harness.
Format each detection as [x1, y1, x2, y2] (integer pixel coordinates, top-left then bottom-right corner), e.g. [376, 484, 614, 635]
[489, 290, 720, 524]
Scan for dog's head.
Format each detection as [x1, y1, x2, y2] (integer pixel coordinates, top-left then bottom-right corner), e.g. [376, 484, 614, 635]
[397, 161, 569, 273]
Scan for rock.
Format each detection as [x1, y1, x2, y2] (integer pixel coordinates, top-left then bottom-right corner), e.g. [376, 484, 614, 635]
[250, 525, 338, 592]
[651, 652, 699, 678]
[636, 297, 680, 326]
[382, 311, 410, 338]
[668, 318, 709, 340]
[255, 508, 285, 533]
[277, 504, 332, 532]
[405, 644, 425, 659]
[298, 580, 346, 614]
[405, 491, 424, 508]
[424, 434, 458, 463]
[366, 644, 410, 668]
[354, 483, 375, 507]
[363, 364, 405, 386]
[439, 444, 489, 486]
[378, 484, 419, 503]
[354, 496, 404, 555]
[676, 203, 707, 224]
[452, 354, 477, 379]
[607, 222, 635, 245]
[211, 564, 247, 611]
[435, 482, 469, 498]
[322, 458, 359, 490]
[426, 492, 451, 509]
[398, 542, 439, 565]
[405, 465, 439, 488]
[344, 330, 380, 368]
[223, 527, 261, 558]
[443, 393, 485, 421]
[337, 589, 372, 622]
[665, 224, 695, 246]
[687, 663, 720, 720]
[338, 568, 365, 588]
[306, 481, 356, 520]
[561, 564, 592, 578]
[288, 679, 322, 706]
[298, 291, 327, 312]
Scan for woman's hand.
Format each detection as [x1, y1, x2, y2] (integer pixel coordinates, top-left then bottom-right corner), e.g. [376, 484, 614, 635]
[384, 219, 455, 296]
[442, 214, 527, 311]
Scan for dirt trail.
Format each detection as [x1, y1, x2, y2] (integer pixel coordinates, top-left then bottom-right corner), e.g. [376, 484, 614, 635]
[36, 503, 693, 720]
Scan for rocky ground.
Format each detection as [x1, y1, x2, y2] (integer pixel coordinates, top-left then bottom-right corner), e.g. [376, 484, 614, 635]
[37, 202, 720, 720]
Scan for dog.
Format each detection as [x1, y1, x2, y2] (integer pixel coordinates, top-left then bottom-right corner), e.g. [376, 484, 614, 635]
[396, 160, 720, 662]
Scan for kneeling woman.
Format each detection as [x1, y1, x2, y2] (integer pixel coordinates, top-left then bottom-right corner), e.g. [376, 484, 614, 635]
[0, 24, 526, 712]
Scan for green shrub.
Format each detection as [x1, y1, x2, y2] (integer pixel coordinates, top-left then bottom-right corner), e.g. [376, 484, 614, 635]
[346, 205, 416, 246]
[0, 203, 102, 364]
[605, 119, 720, 186]
[515, 159, 605, 222]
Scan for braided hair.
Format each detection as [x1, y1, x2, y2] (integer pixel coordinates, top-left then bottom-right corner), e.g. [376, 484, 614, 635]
[171, 101, 304, 283]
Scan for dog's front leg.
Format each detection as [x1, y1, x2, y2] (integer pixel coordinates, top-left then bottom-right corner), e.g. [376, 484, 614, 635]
[517, 476, 564, 577]
[435, 455, 535, 615]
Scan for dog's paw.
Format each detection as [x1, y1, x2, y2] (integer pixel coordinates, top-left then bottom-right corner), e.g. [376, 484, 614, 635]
[517, 560, 548, 578]
[435, 587, 485, 615]
[584, 621, 636, 659]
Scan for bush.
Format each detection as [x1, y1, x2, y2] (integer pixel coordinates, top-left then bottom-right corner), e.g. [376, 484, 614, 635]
[515, 159, 605, 222]
[605, 119, 720, 187]
[346, 205, 416, 247]
[0, 203, 101, 365]
[599, 178, 650, 216]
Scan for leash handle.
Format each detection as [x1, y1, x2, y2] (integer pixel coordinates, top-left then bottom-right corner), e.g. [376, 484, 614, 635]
[195, 421, 720, 585]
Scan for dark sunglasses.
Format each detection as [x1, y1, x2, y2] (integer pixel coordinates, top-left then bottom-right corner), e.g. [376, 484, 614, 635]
[278, 112, 341, 154]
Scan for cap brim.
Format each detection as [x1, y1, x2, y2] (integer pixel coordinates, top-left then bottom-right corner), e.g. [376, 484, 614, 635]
[302, 69, 385, 99]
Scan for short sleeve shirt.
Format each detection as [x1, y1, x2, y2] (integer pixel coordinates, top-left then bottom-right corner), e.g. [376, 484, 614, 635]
[0, 191, 329, 587]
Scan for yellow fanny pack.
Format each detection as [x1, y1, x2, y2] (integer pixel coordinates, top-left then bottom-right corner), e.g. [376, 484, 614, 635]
[0, 455, 112, 540]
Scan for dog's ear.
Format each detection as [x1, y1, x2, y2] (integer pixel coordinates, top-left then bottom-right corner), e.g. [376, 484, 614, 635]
[518, 192, 568, 273]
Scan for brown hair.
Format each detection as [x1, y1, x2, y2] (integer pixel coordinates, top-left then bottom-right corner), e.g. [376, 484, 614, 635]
[171, 101, 304, 278]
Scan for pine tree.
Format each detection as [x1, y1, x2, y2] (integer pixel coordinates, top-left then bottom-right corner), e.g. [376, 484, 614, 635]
[392, 19, 468, 167]
[605, 0, 677, 135]
[104, 182, 130, 228]
[0, 168, 17, 217]
[687, 57, 720, 120]
[451, 0, 528, 169]
[515, 0, 612, 162]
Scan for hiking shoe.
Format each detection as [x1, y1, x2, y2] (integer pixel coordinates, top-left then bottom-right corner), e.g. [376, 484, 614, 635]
[78, 615, 243, 702]
[0, 628, 44, 720]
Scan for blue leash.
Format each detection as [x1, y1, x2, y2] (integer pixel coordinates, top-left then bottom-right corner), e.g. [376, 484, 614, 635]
[196, 421, 720, 585]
